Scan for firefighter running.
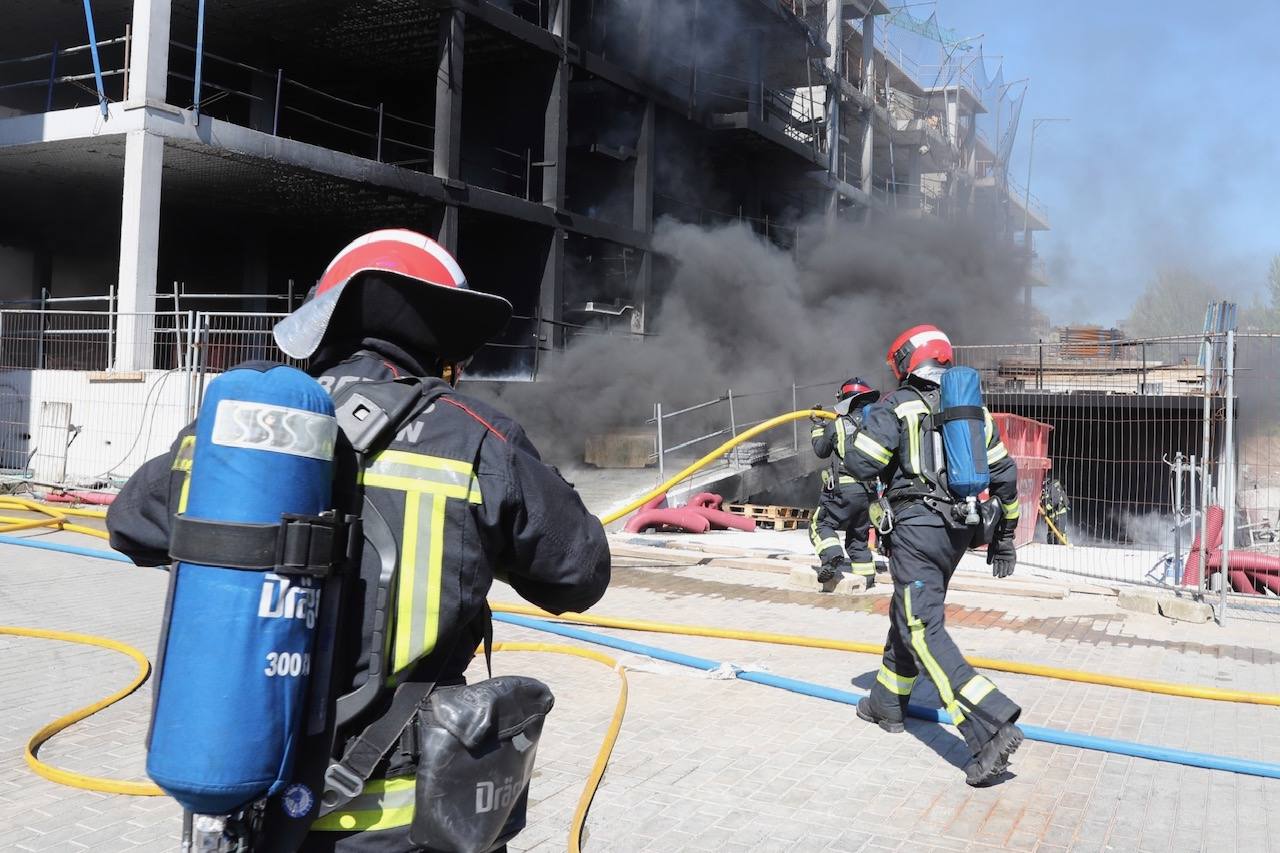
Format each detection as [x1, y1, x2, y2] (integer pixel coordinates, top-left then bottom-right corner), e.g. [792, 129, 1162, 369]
[809, 377, 881, 587]
[107, 229, 611, 852]
[844, 324, 1024, 787]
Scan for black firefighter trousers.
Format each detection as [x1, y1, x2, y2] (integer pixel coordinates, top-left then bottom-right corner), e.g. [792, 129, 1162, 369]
[868, 518, 1021, 755]
[810, 481, 874, 576]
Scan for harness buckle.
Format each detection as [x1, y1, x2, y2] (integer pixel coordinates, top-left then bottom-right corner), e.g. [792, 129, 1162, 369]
[322, 763, 364, 808]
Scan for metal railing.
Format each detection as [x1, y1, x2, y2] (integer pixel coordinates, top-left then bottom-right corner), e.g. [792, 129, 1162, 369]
[646, 377, 842, 483]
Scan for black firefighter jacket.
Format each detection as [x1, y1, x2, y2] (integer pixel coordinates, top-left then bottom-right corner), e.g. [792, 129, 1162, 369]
[842, 383, 1021, 527]
[107, 345, 611, 724]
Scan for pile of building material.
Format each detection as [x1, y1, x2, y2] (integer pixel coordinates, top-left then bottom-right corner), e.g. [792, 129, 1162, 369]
[726, 441, 769, 466]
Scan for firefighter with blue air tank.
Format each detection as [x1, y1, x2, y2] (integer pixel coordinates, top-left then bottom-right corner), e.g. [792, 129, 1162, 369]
[809, 377, 881, 588]
[844, 324, 1023, 787]
[107, 229, 611, 852]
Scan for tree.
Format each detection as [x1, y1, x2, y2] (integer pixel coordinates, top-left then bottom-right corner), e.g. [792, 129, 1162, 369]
[1123, 269, 1224, 338]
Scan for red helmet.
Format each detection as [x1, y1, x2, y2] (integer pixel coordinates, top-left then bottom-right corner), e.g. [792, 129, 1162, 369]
[834, 376, 879, 415]
[273, 229, 512, 361]
[886, 324, 953, 381]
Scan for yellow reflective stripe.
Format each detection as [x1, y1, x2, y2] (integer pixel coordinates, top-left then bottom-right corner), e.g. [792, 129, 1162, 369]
[905, 584, 962, 724]
[394, 491, 423, 673]
[838, 475, 859, 485]
[177, 475, 191, 514]
[171, 435, 195, 472]
[362, 451, 480, 675]
[374, 448, 473, 475]
[810, 427, 825, 438]
[835, 421, 847, 458]
[983, 410, 994, 445]
[359, 472, 482, 504]
[849, 561, 875, 576]
[894, 401, 929, 417]
[1002, 499, 1021, 520]
[853, 432, 892, 465]
[815, 538, 841, 552]
[960, 675, 997, 707]
[876, 664, 916, 696]
[312, 777, 415, 832]
[987, 442, 1009, 465]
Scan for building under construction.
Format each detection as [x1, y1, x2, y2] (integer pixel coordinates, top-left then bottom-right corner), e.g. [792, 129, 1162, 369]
[0, 0, 1046, 380]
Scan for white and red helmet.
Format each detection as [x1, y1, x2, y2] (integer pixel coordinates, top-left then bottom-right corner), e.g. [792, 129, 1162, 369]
[273, 229, 512, 361]
[886, 324, 953, 382]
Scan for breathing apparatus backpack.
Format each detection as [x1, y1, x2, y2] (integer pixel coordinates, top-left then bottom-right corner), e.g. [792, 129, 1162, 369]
[148, 364, 356, 845]
[902, 366, 999, 544]
[153, 369, 550, 853]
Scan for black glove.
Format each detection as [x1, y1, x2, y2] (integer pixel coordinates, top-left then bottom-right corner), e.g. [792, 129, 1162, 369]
[986, 522, 1016, 578]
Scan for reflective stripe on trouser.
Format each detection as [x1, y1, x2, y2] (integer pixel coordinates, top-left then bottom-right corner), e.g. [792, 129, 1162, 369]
[869, 520, 1021, 755]
[810, 484, 873, 567]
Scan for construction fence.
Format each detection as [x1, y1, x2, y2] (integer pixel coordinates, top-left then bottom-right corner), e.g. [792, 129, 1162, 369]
[954, 332, 1280, 623]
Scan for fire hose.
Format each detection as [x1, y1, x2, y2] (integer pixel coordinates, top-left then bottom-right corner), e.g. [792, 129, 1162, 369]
[6, 410, 1280, 841]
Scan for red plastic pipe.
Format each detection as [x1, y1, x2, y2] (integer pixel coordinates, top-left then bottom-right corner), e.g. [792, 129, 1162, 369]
[688, 492, 723, 510]
[623, 508, 710, 534]
[1181, 505, 1224, 587]
[686, 505, 755, 532]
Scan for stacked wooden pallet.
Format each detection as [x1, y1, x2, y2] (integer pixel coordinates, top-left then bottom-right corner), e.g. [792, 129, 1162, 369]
[724, 503, 812, 531]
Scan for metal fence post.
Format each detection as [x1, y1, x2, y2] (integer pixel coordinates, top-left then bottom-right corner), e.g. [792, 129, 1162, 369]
[1187, 453, 1196, 587]
[655, 403, 664, 482]
[1199, 335, 1213, 597]
[36, 287, 47, 369]
[1171, 452, 1183, 584]
[107, 284, 116, 370]
[376, 102, 384, 161]
[273, 69, 283, 135]
[727, 388, 736, 437]
[1219, 329, 1235, 623]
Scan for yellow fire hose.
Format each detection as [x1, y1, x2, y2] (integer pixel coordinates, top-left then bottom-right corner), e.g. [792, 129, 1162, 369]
[600, 410, 836, 525]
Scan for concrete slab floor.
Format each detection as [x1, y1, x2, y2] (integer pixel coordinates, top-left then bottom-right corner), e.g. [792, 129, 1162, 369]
[2, 529, 1279, 851]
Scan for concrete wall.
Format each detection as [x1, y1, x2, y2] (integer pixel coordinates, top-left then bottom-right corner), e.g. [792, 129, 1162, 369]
[0, 369, 191, 483]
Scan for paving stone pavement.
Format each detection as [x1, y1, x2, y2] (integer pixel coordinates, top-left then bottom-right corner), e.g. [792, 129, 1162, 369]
[3, 529, 1280, 851]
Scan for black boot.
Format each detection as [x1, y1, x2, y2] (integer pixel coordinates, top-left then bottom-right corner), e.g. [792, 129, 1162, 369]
[856, 694, 905, 734]
[963, 723, 1023, 787]
[816, 558, 847, 584]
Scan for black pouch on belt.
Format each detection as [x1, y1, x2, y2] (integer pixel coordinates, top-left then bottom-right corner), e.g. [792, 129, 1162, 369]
[409, 676, 554, 853]
[968, 496, 1001, 549]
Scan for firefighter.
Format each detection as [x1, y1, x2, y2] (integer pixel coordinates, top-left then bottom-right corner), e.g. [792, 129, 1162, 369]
[1041, 477, 1069, 544]
[809, 377, 881, 587]
[107, 229, 611, 852]
[844, 324, 1023, 787]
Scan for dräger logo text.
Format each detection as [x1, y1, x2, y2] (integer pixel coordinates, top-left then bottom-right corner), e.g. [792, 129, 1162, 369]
[258, 573, 318, 629]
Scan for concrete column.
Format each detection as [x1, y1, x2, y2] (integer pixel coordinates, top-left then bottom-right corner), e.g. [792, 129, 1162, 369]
[127, 0, 171, 105]
[539, 229, 565, 352]
[825, 0, 843, 188]
[859, 12, 875, 199]
[542, 60, 568, 207]
[434, 8, 464, 252]
[116, 130, 164, 370]
[632, 100, 655, 333]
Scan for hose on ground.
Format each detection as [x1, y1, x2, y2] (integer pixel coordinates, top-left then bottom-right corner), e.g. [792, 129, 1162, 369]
[493, 610, 1280, 781]
[490, 602, 1280, 708]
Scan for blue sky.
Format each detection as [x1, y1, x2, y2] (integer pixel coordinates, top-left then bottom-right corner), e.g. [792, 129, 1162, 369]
[928, 1, 1280, 325]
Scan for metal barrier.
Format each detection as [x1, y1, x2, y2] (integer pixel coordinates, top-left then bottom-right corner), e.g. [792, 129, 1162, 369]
[950, 333, 1280, 623]
[647, 377, 842, 483]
